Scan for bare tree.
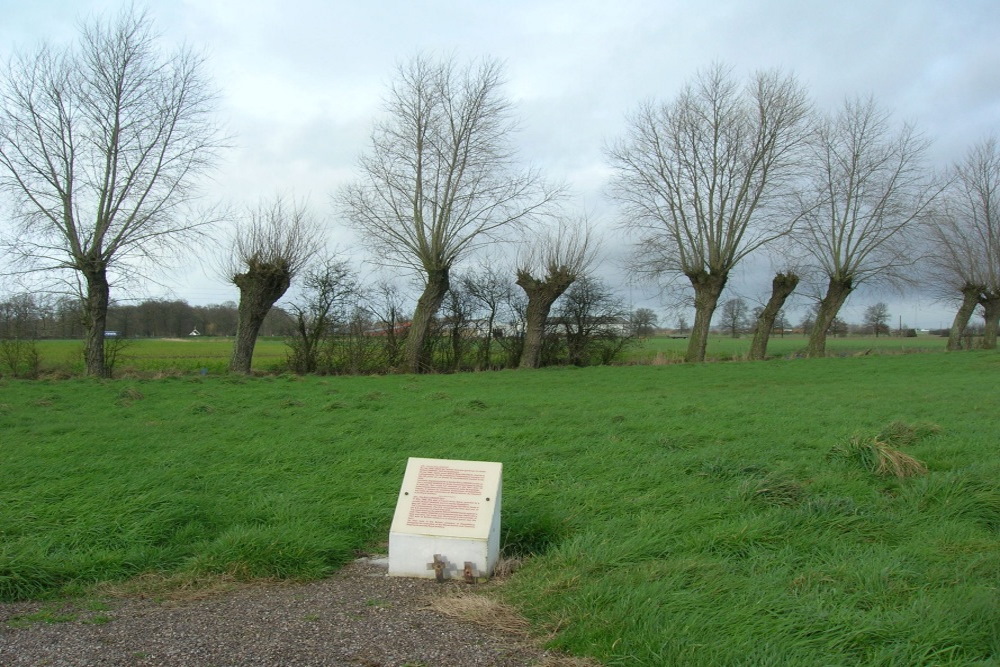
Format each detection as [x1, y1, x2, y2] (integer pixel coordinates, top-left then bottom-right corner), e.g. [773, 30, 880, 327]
[718, 297, 750, 338]
[495, 285, 528, 367]
[364, 280, 408, 370]
[928, 215, 986, 349]
[224, 197, 320, 374]
[863, 302, 891, 337]
[608, 64, 810, 362]
[928, 137, 1000, 349]
[794, 96, 938, 357]
[0, 7, 223, 376]
[515, 217, 598, 369]
[340, 55, 558, 373]
[555, 276, 633, 366]
[286, 256, 361, 373]
[0, 292, 42, 378]
[630, 307, 659, 337]
[460, 265, 515, 370]
[437, 283, 478, 372]
[748, 272, 799, 359]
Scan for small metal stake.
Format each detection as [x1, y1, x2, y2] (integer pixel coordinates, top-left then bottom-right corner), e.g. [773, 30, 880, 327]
[430, 554, 446, 583]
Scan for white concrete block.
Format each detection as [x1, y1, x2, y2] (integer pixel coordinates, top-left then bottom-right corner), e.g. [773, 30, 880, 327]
[388, 457, 502, 580]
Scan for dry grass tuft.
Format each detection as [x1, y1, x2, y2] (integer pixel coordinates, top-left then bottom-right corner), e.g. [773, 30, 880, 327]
[869, 439, 928, 478]
[878, 420, 941, 448]
[427, 592, 530, 635]
[536, 657, 605, 667]
[492, 557, 523, 579]
[831, 435, 928, 479]
[739, 477, 806, 506]
[116, 386, 144, 402]
[829, 421, 935, 479]
[91, 571, 277, 602]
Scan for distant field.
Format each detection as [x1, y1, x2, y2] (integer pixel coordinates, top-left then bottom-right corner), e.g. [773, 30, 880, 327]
[27, 333, 949, 376]
[627, 332, 947, 362]
[31, 337, 289, 375]
[2, 351, 997, 664]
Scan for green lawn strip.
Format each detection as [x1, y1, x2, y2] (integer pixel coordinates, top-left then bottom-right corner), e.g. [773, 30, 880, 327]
[629, 333, 947, 363]
[31, 337, 290, 375]
[1, 353, 997, 663]
[27, 333, 948, 376]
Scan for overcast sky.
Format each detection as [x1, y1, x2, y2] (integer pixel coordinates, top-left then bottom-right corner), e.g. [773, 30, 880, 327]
[1, 0, 997, 328]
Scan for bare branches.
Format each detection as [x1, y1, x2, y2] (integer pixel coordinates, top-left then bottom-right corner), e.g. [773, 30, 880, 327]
[340, 54, 560, 274]
[225, 196, 322, 374]
[515, 215, 598, 285]
[927, 136, 1000, 347]
[929, 136, 1000, 291]
[224, 197, 321, 282]
[0, 6, 223, 277]
[515, 216, 600, 369]
[794, 96, 937, 287]
[792, 96, 938, 356]
[0, 6, 224, 375]
[340, 54, 559, 372]
[608, 64, 810, 361]
[608, 64, 811, 280]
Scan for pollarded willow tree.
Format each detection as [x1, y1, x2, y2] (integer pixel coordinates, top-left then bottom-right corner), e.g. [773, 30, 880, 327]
[794, 96, 939, 357]
[607, 64, 811, 362]
[224, 197, 320, 374]
[929, 137, 1000, 349]
[0, 7, 224, 376]
[747, 271, 799, 360]
[340, 55, 558, 374]
[515, 217, 598, 369]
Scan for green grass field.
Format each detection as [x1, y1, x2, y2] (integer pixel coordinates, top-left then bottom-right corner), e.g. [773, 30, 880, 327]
[2, 351, 997, 664]
[29, 337, 290, 375]
[628, 332, 947, 363]
[26, 332, 949, 376]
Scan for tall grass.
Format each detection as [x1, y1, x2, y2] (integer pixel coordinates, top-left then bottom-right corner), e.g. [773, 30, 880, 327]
[1, 352, 997, 664]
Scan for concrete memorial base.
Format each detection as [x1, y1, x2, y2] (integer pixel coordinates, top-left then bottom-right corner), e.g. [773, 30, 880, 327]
[388, 457, 502, 581]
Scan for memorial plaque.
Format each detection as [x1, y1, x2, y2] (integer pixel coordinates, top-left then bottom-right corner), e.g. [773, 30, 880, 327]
[388, 457, 502, 580]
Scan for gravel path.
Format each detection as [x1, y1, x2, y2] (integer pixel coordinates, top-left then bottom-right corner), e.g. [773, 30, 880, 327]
[0, 560, 582, 667]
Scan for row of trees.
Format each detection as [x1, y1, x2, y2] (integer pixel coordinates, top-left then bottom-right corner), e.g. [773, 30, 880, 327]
[0, 294, 292, 340]
[715, 299, 894, 338]
[0, 270, 640, 376]
[1, 8, 997, 376]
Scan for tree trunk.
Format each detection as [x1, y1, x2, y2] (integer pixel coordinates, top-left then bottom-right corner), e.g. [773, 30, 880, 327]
[450, 320, 464, 372]
[517, 269, 574, 369]
[980, 290, 1000, 350]
[82, 266, 111, 377]
[947, 284, 983, 350]
[230, 267, 292, 374]
[291, 311, 318, 373]
[807, 277, 853, 357]
[748, 272, 799, 361]
[685, 271, 727, 363]
[404, 268, 450, 373]
[479, 309, 496, 370]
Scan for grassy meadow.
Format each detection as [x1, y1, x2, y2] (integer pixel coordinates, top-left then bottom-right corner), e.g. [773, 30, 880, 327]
[1, 350, 998, 664]
[26, 331, 949, 376]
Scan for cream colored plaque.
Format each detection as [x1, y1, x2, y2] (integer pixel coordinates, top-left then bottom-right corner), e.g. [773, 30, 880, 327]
[388, 457, 502, 579]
